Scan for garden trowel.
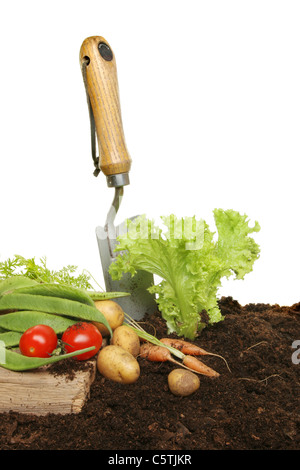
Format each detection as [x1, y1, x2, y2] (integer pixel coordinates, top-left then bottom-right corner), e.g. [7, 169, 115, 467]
[80, 36, 157, 320]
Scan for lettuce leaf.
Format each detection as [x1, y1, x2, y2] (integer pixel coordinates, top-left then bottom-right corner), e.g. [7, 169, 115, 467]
[109, 209, 260, 340]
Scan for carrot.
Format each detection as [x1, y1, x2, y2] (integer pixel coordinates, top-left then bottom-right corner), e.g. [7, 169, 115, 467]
[139, 342, 172, 362]
[182, 355, 220, 378]
[125, 315, 224, 377]
[160, 337, 231, 372]
[140, 342, 220, 378]
[160, 338, 208, 356]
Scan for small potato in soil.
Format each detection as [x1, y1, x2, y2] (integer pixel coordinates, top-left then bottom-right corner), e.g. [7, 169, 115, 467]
[111, 325, 140, 357]
[97, 345, 140, 384]
[168, 368, 200, 397]
[92, 300, 124, 336]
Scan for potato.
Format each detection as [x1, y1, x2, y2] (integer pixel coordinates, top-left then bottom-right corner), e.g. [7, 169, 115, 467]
[97, 345, 140, 384]
[92, 300, 125, 336]
[111, 325, 140, 357]
[168, 368, 200, 397]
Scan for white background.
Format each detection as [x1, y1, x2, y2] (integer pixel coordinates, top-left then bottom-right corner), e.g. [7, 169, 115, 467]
[0, 0, 299, 306]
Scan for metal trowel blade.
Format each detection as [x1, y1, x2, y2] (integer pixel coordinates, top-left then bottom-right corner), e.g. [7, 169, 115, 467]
[96, 217, 157, 320]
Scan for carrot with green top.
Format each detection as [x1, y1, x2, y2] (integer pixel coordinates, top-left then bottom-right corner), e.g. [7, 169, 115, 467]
[139, 342, 219, 378]
[125, 314, 226, 377]
[160, 337, 231, 371]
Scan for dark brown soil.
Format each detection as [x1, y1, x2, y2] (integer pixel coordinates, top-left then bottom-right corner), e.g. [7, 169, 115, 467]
[0, 297, 299, 451]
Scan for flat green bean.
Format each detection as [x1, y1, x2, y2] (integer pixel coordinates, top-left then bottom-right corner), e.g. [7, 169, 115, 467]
[0, 331, 22, 348]
[15, 283, 95, 306]
[0, 345, 95, 371]
[87, 291, 130, 300]
[0, 276, 38, 296]
[0, 293, 112, 336]
[0, 310, 77, 333]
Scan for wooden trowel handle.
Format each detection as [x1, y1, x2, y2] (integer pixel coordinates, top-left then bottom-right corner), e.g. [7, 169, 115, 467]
[80, 36, 131, 183]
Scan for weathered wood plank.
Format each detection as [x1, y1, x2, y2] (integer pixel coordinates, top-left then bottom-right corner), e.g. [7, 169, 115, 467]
[0, 361, 96, 415]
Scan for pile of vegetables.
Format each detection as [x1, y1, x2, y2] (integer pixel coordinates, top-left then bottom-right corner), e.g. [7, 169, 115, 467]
[0, 267, 129, 371]
[109, 209, 261, 340]
[0, 267, 224, 396]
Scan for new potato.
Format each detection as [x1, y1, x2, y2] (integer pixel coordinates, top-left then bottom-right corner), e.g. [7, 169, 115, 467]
[92, 300, 124, 336]
[97, 345, 140, 384]
[111, 325, 140, 357]
[168, 368, 200, 396]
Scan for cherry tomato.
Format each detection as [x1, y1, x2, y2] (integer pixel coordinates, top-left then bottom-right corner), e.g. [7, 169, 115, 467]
[19, 324, 58, 358]
[61, 322, 102, 361]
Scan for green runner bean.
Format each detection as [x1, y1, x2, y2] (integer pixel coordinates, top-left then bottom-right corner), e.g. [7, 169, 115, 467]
[14, 283, 95, 306]
[87, 291, 130, 300]
[0, 276, 38, 296]
[0, 310, 77, 333]
[0, 331, 22, 348]
[0, 293, 112, 336]
[0, 345, 95, 371]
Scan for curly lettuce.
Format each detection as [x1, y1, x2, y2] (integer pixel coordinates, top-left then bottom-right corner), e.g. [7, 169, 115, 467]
[109, 209, 260, 340]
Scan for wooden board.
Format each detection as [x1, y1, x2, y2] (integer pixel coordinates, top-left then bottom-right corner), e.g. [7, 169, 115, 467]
[0, 361, 97, 416]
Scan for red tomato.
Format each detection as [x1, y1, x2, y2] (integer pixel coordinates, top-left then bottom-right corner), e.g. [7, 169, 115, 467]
[19, 324, 58, 358]
[61, 322, 102, 361]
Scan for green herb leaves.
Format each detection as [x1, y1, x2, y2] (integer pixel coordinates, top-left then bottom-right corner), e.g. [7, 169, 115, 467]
[109, 209, 260, 340]
[0, 255, 93, 290]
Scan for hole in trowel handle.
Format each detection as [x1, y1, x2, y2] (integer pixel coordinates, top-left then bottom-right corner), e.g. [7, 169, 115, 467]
[82, 55, 90, 65]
